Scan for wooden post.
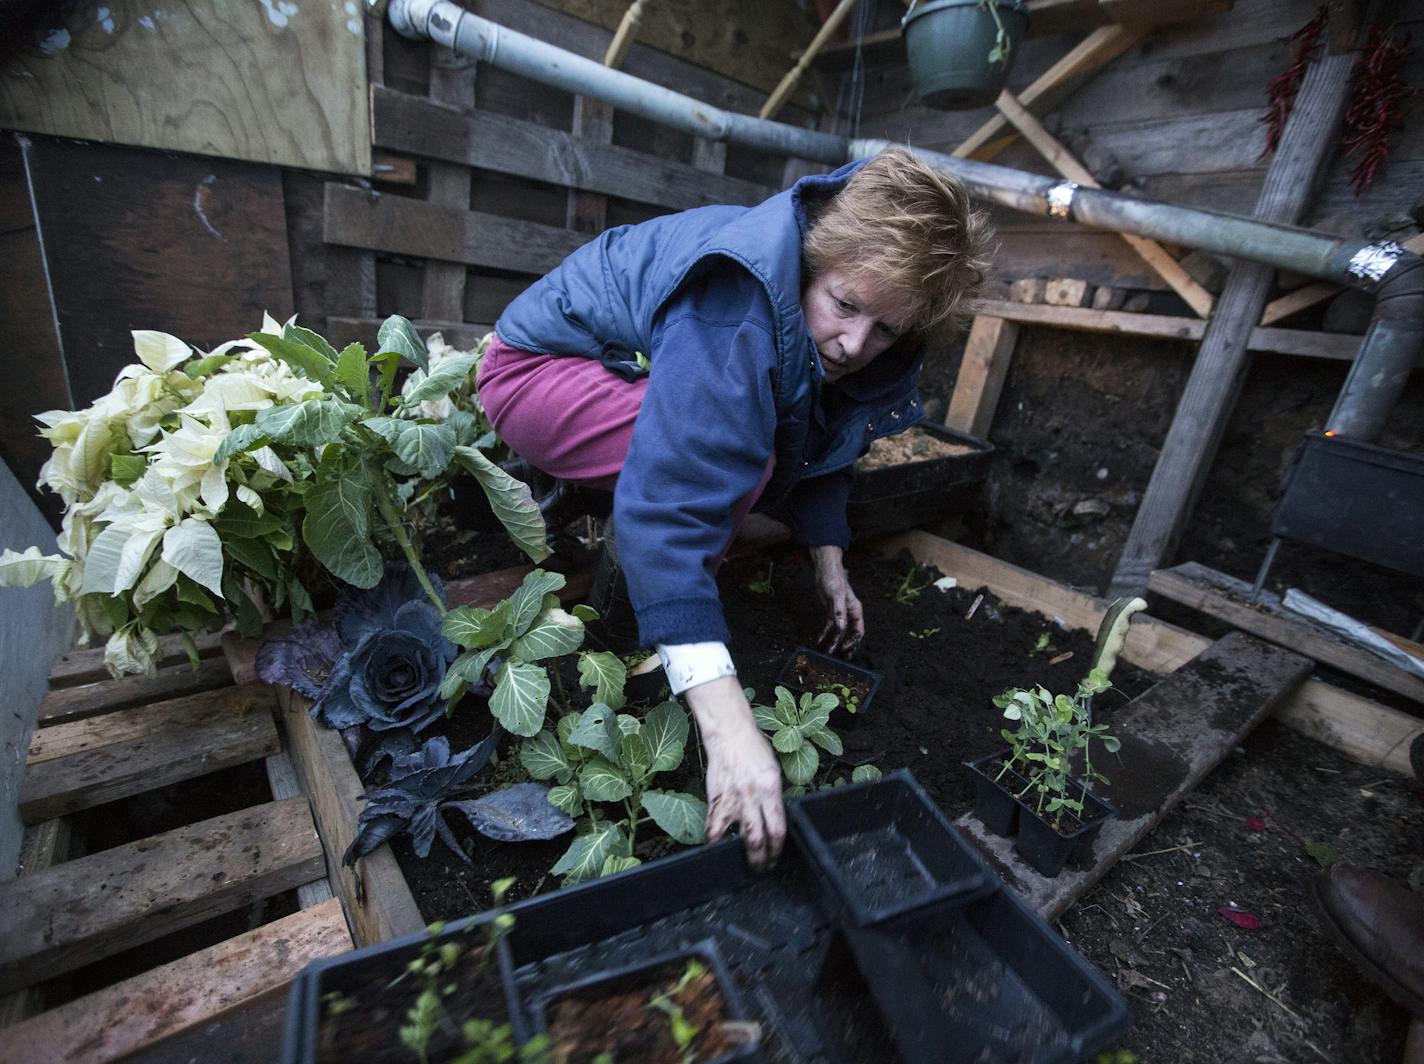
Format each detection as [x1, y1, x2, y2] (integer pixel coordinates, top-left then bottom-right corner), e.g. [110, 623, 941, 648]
[603, 0, 648, 69]
[993, 90, 1215, 316]
[760, 0, 858, 121]
[1109, 12, 1363, 597]
[420, 48, 477, 324]
[945, 315, 1020, 438]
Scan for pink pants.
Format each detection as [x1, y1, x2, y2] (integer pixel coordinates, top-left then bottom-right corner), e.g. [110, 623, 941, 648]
[477, 335, 774, 543]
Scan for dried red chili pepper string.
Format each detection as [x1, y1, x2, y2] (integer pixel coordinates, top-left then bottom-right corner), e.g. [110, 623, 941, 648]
[1341, 23, 1414, 196]
[1258, 2, 1333, 158]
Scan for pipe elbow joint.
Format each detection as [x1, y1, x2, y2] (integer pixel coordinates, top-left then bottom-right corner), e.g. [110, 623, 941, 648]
[388, 0, 443, 40]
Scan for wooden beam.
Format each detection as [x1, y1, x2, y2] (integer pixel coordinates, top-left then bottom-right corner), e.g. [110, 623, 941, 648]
[1109, 35, 1362, 597]
[265, 748, 337, 911]
[880, 530, 1422, 776]
[2, 897, 350, 1062]
[761, 0, 858, 121]
[953, 26, 1146, 162]
[372, 89, 773, 213]
[37, 656, 235, 727]
[973, 299, 1369, 360]
[49, 631, 224, 689]
[1148, 563, 1424, 704]
[21, 687, 279, 823]
[959, 632, 1311, 920]
[944, 315, 1020, 438]
[421, 48, 478, 323]
[0, 798, 324, 995]
[994, 90, 1214, 315]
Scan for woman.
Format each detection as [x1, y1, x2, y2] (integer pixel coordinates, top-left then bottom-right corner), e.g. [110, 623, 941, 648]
[478, 147, 990, 868]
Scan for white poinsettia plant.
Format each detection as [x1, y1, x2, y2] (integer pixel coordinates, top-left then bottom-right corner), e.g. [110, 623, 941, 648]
[1, 314, 545, 678]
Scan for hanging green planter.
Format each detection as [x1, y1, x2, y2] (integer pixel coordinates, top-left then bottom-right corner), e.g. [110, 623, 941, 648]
[901, 0, 1029, 110]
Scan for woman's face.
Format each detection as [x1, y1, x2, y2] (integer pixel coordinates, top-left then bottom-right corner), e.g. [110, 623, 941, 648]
[802, 268, 910, 383]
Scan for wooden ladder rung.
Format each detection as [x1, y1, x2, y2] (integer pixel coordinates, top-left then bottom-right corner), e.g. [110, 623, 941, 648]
[21, 687, 280, 824]
[0, 798, 325, 996]
[38, 656, 236, 728]
[48, 631, 226, 690]
[0, 897, 351, 1063]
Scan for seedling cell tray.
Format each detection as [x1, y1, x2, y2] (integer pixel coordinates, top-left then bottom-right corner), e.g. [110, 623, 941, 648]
[1014, 787, 1116, 879]
[964, 749, 1027, 838]
[775, 646, 883, 721]
[848, 422, 993, 537]
[789, 771, 995, 926]
[283, 771, 1129, 1063]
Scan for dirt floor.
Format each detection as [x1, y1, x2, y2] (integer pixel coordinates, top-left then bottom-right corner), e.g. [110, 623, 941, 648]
[394, 540, 1424, 1063]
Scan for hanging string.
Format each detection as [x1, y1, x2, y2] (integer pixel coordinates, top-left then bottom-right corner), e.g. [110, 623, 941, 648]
[832, 0, 876, 138]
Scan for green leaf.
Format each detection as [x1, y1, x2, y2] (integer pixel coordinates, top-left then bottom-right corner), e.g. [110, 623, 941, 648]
[851, 765, 882, 784]
[551, 822, 624, 885]
[509, 607, 585, 662]
[223, 535, 277, 581]
[389, 421, 455, 479]
[451, 446, 548, 563]
[780, 743, 819, 786]
[616, 714, 641, 736]
[804, 724, 843, 756]
[247, 331, 334, 384]
[109, 453, 147, 487]
[567, 703, 620, 760]
[1306, 841, 1341, 868]
[438, 645, 500, 700]
[213, 423, 270, 464]
[547, 783, 582, 816]
[256, 398, 363, 448]
[399, 355, 478, 406]
[284, 324, 341, 363]
[571, 603, 599, 623]
[371, 350, 400, 405]
[641, 790, 707, 846]
[618, 731, 650, 782]
[377, 315, 429, 373]
[601, 854, 641, 876]
[182, 353, 235, 379]
[520, 731, 573, 782]
[772, 687, 800, 727]
[751, 703, 781, 733]
[578, 756, 633, 802]
[772, 726, 804, 754]
[641, 701, 688, 773]
[214, 502, 283, 539]
[442, 601, 513, 651]
[489, 661, 550, 737]
[302, 473, 381, 589]
[509, 569, 566, 634]
[577, 651, 627, 711]
[287, 577, 314, 621]
[334, 343, 371, 403]
[444, 409, 478, 446]
[1100, 734, 1122, 754]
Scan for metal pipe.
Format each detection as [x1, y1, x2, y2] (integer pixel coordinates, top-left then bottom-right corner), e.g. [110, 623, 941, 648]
[1326, 254, 1424, 440]
[388, 0, 848, 162]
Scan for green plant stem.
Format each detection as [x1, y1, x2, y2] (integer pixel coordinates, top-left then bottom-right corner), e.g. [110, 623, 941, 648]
[374, 471, 446, 616]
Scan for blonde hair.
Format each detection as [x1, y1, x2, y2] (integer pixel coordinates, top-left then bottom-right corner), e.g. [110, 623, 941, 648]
[803, 147, 992, 337]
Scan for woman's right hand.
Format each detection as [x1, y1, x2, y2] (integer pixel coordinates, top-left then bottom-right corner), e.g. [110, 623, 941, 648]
[684, 675, 785, 870]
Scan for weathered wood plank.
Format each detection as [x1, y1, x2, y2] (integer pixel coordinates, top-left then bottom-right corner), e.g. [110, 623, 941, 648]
[323, 183, 588, 276]
[5, 900, 350, 1064]
[21, 689, 279, 823]
[49, 631, 225, 690]
[372, 89, 774, 211]
[0, 819, 71, 1027]
[421, 50, 478, 324]
[1148, 563, 1424, 704]
[567, 96, 616, 235]
[0, 0, 369, 175]
[38, 656, 236, 728]
[1, 897, 350, 1063]
[972, 299, 1368, 360]
[280, 689, 425, 948]
[944, 316, 1020, 438]
[0, 798, 324, 995]
[958, 632, 1312, 920]
[882, 530, 1422, 776]
[265, 749, 337, 910]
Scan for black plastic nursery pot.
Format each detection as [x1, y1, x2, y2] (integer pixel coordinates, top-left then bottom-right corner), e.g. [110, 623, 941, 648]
[284, 770, 1130, 1063]
[775, 645, 882, 722]
[1014, 785, 1116, 879]
[526, 938, 759, 1064]
[281, 921, 525, 1064]
[788, 770, 995, 926]
[847, 421, 993, 537]
[964, 747, 1028, 838]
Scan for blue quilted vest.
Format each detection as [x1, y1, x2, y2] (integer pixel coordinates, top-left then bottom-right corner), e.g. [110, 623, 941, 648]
[495, 159, 925, 504]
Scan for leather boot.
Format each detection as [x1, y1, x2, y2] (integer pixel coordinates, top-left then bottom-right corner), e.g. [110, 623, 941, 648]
[1312, 862, 1424, 1016]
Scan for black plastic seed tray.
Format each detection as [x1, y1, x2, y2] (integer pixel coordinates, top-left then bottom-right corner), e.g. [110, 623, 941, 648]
[775, 646, 883, 721]
[848, 422, 994, 537]
[789, 771, 996, 926]
[282, 771, 1129, 1064]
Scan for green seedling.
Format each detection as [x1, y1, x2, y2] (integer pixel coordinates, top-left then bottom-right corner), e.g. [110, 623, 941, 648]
[751, 685, 880, 794]
[648, 960, 707, 1059]
[892, 567, 930, 604]
[746, 563, 774, 595]
[909, 627, 940, 640]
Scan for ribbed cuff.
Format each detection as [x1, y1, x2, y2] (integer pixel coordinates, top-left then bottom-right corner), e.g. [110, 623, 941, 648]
[636, 596, 731, 647]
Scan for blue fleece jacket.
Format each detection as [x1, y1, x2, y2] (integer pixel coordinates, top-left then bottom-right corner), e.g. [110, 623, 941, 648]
[496, 160, 925, 646]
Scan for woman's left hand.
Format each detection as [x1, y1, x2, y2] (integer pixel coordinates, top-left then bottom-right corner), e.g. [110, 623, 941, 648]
[811, 545, 864, 654]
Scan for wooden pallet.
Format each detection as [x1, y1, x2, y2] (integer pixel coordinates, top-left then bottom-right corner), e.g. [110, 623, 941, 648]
[0, 652, 352, 1063]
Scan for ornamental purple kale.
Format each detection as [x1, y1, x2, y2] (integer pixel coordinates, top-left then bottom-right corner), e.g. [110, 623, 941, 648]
[344, 731, 574, 864]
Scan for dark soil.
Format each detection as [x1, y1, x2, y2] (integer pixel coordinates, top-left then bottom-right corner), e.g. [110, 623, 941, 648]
[390, 540, 1424, 1063]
